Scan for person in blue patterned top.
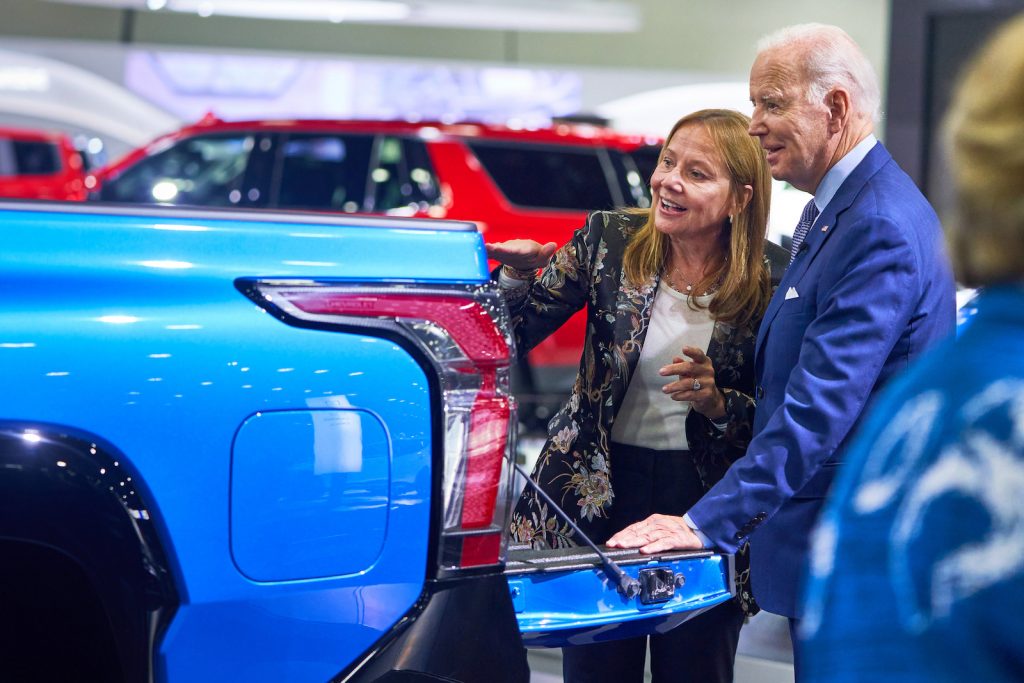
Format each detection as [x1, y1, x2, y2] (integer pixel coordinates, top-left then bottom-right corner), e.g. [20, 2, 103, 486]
[799, 13, 1024, 682]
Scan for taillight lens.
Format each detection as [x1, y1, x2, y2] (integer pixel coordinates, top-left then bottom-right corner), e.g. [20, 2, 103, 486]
[249, 282, 517, 573]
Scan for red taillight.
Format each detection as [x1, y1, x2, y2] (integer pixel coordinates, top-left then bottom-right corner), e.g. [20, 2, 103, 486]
[254, 283, 516, 573]
[461, 391, 509, 528]
[279, 292, 509, 363]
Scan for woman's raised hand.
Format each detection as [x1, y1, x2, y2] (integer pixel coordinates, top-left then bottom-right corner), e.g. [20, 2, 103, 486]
[485, 239, 557, 271]
[659, 345, 727, 419]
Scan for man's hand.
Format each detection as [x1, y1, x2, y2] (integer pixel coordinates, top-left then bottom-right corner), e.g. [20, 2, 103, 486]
[485, 239, 557, 271]
[606, 514, 704, 554]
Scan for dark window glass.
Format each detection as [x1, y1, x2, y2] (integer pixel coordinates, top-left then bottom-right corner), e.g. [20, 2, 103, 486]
[275, 134, 373, 212]
[0, 139, 15, 176]
[466, 141, 616, 211]
[12, 141, 60, 175]
[100, 134, 254, 206]
[402, 138, 441, 206]
[608, 150, 651, 209]
[628, 145, 661, 189]
[365, 136, 442, 212]
[368, 137, 405, 212]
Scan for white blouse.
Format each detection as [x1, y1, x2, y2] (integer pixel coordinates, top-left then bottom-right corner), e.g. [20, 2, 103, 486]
[609, 281, 715, 451]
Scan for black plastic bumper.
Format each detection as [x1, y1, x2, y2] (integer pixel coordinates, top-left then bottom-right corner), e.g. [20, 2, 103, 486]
[336, 572, 530, 683]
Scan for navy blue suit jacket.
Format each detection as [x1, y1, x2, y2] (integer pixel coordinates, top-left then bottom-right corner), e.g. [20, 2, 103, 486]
[688, 142, 956, 616]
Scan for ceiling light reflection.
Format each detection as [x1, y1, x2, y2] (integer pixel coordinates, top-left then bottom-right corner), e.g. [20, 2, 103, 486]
[151, 180, 179, 201]
[45, 0, 638, 32]
[0, 66, 49, 92]
[283, 260, 338, 267]
[167, 0, 411, 22]
[151, 224, 211, 233]
[137, 260, 194, 270]
[97, 315, 140, 324]
[288, 232, 335, 239]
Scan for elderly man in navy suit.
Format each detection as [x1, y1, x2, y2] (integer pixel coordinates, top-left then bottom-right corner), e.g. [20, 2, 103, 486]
[609, 22, 955, 666]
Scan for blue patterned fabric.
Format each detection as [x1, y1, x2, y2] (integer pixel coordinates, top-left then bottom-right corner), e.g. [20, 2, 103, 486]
[800, 284, 1024, 681]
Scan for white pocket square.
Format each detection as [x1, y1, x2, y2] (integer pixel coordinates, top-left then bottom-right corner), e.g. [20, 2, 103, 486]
[785, 287, 799, 300]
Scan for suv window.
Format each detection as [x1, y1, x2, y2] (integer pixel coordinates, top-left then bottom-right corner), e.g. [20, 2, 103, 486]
[467, 141, 619, 211]
[273, 133, 441, 214]
[0, 139, 61, 176]
[607, 149, 651, 210]
[401, 138, 441, 208]
[275, 134, 374, 212]
[367, 136, 441, 212]
[14, 141, 61, 175]
[628, 145, 661, 189]
[100, 134, 255, 206]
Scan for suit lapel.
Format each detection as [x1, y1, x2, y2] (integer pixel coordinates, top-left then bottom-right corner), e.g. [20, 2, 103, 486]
[756, 143, 892, 355]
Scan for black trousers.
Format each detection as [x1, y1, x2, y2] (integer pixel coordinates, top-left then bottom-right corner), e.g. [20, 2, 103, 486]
[562, 442, 745, 683]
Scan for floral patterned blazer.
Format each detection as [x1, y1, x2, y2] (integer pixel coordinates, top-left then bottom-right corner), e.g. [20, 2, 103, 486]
[505, 210, 789, 614]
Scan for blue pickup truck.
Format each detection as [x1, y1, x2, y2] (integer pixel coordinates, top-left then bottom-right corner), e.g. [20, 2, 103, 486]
[0, 201, 735, 682]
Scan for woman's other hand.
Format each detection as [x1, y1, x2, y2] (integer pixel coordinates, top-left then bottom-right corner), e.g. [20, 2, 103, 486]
[660, 345, 727, 419]
[606, 514, 704, 553]
[486, 239, 557, 271]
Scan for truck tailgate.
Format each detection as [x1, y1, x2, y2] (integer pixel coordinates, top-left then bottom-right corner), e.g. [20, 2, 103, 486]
[506, 545, 733, 647]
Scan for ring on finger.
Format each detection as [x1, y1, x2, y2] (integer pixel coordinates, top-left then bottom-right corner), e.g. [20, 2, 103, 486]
[692, 378, 701, 391]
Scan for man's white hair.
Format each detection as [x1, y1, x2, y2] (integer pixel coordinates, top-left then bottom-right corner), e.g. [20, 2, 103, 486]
[757, 23, 881, 121]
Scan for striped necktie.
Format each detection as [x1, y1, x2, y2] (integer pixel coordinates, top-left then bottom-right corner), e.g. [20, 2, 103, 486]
[790, 199, 820, 262]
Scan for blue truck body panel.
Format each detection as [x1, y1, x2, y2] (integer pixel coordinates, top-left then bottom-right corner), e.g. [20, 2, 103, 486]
[0, 204, 485, 681]
[0, 202, 737, 682]
[510, 552, 732, 647]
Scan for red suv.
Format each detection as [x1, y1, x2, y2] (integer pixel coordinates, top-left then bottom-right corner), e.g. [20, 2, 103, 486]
[89, 117, 662, 394]
[0, 127, 86, 201]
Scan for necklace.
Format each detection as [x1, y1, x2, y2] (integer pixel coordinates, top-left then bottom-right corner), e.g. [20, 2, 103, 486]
[663, 267, 717, 296]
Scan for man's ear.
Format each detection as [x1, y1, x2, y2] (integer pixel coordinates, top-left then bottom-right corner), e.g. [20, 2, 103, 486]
[827, 87, 851, 133]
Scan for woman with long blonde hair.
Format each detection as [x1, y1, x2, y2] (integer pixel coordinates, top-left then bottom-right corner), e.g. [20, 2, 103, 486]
[491, 109, 788, 683]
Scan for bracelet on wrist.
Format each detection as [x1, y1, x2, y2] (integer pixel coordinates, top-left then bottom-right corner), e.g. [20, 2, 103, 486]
[501, 264, 538, 280]
[710, 414, 730, 430]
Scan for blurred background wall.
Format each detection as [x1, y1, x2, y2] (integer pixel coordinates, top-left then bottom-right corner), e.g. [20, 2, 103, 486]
[0, 0, 889, 162]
